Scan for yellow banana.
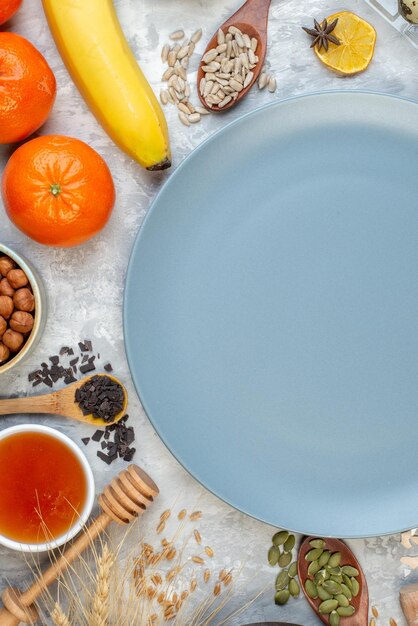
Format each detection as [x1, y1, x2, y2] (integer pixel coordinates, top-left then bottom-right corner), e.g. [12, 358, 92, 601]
[42, 0, 171, 171]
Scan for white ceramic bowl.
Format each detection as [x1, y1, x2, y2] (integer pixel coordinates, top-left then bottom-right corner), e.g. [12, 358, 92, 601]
[0, 424, 95, 552]
[0, 243, 46, 374]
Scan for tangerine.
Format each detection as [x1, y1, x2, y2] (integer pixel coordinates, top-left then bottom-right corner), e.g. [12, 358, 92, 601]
[0, 32, 56, 144]
[2, 135, 116, 247]
[0, 0, 22, 25]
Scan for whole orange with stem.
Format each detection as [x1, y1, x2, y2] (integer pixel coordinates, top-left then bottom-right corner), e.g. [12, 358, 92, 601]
[2, 135, 116, 247]
[0, 32, 56, 144]
[0, 0, 22, 25]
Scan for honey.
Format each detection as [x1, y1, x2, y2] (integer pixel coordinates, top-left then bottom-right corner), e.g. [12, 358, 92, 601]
[0, 431, 87, 543]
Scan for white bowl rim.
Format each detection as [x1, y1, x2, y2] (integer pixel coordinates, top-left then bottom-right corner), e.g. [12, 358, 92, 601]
[0, 424, 95, 552]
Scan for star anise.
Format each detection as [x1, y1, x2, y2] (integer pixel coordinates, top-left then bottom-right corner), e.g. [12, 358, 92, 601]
[302, 18, 341, 52]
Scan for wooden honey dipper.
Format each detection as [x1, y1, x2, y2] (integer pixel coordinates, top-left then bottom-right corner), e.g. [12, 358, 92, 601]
[0, 464, 159, 626]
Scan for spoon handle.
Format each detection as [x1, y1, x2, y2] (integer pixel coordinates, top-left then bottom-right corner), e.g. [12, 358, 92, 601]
[401, 582, 418, 625]
[228, 0, 271, 32]
[0, 393, 60, 416]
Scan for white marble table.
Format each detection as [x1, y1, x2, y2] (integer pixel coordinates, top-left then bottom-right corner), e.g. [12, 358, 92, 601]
[1, 0, 418, 623]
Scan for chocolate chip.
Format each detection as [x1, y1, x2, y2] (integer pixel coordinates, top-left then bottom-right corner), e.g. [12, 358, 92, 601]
[79, 362, 96, 374]
[92, 429, 104, 442]
[124, 448, 136, 462]
[97, 451, 113, 465]
[104, 363, 113, 372]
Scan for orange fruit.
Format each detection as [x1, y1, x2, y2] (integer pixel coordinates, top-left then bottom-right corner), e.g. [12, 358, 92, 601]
[314, 12, 376, 75]
[0, 32, 56, 144]
[2, 135, 116, 247]
[0, 0, 22, 25]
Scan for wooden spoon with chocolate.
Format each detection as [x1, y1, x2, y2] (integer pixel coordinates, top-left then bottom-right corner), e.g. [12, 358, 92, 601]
[0, 373, 128, 426]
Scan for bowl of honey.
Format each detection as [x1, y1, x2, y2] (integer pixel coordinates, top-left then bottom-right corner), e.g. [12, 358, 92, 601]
[0, 424, 95, 551]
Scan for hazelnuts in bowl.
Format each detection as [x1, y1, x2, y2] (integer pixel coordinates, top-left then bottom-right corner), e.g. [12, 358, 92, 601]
[0, 245, 45, 374]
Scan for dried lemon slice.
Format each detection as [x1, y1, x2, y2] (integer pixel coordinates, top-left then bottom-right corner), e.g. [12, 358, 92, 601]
[314, 11, 376, 75]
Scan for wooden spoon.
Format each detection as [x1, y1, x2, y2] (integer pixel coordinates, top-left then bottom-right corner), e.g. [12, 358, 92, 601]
[0, 374, 128, 427]
[298, 536, 369, 626]
[0, 464, 158, 626]
[400, 581, 418, 624]
[197, 0, 271, 112]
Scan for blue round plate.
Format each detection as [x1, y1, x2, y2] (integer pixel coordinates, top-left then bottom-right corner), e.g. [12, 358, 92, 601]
[124, 92, 418, 537]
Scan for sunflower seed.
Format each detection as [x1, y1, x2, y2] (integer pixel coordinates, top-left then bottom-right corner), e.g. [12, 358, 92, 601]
[202, 63, 220, 73]
[181, 56, 189, 69]
[177, 45, 189, 60]
[161, 44, 170, 63]
[211, 82, 221, 95]
[229, 78, 243, 92]
[235, 33, 245, 47]
[217, 43, 227, 53]
[203, 80, 214, 97]
[195, 106, 210, 115]
[177, 102, 190, 114]
[248, 49, 258, 65]
[175, 65, 187, 80]
[243, 71, 254, 88]
[160, 89, 169, 105]
[162, 67, 175, 81]
[191, 29, 202, 44]
[203, 49, 218, 64]
[243, 33, 252, 48]
[199, 78, 206, 96]
[184, 83, 191, 97]
[205, 72, 216, 81]
[251, 37, 258, 51]
[169, 87, 179, 103]
[188, 42, 195, 56]
[228, 26, 242, 36]
[186, 101, 195, 113]
[170, 30, 185, 41]
[189, 112, 201, 123]
[268, 76, 276, 93]
[217, 29, 225, 45]
[168, 50, 177, 67]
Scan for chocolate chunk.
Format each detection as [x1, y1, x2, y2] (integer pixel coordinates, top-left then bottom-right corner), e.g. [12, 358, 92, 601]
[101, 441, 107, 449]
[43, 376, 53, 388]
[81, 437, 90, 446]
[124, 448, 136, 461]
[92, 429, 104, 442]
[70, 357, 79, 367]
[79, 362, 96, 374]
[97, 451, 113, 465]
[84, 340, 92, 352]
[49, 356, 59, 365]
[104, 362, 113, 372]
[59, 346, 69, 356]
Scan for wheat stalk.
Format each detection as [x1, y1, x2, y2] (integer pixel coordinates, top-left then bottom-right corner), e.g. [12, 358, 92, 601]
[51, 602, 71, 626]
[89, 543, 115, 626]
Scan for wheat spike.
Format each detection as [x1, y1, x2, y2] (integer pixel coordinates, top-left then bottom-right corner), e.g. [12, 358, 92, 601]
[90, 544, 115, 626]
[51, 603, 71, 626]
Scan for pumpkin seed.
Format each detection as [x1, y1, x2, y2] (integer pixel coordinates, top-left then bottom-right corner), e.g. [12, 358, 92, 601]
[275, 589, 290, 605]
[315, 569, 330, 584]
[309, 538, 326, 549]
[330, 574, 343, 584]
[351, 577, 360, 597]
[305, 548, 324, 562]
[268, 546, 280, 566]
[323, 580, 343, 596]
[305, 579, 318, 599]
[283, 534, 295, 552]
[342, 574, 353, 590]
[318, 551, 331, 567]
[341, 565, 359, 577]
[275, 570, 289, 590]
[328, 552, 342, 568]
[337, 605, 355, 617]
[319, 599, 339, 614]
[288, 562, 298, 578]
[308, 560, 321, 576]
[317, 585, 333, 601]
[336, 593, 349, 607]
[330, 611, 340, 626]
[278, 551, 292, 568]
[288, 578, 300, 597]
[340, 583, 352, 599]
[272, 531, 288, 547]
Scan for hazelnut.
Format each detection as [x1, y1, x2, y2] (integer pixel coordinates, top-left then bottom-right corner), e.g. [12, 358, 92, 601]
[13, 288, 35, 312]
[0, 278, 14, 297]
[10, 311, 34, 334]
[0, 295, 14, 319]
[2, 329, 24, 352]
[7, 269, 28, 289]
[0, 342, 10, 363]
[0, 316, 6, 337]
[0, 256, 15, 277]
